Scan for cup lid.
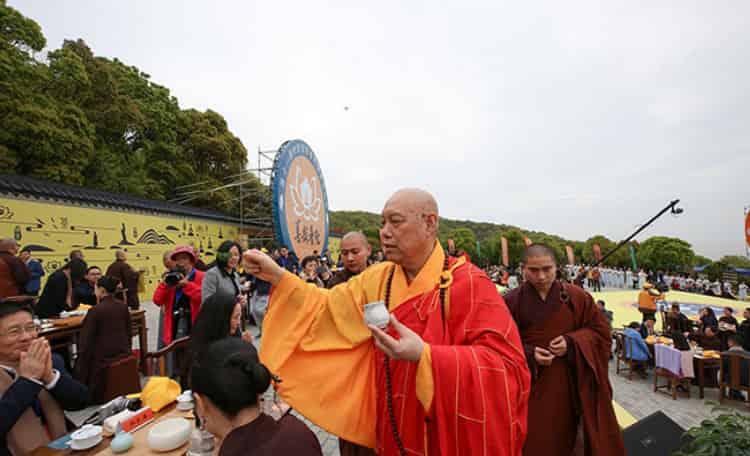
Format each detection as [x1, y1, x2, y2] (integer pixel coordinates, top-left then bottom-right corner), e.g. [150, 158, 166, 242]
[72, 424, 102, 440]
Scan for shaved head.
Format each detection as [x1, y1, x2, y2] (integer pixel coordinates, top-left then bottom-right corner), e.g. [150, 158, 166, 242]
[340, 231, 371, 274]
[522, 244, 558, 264]
[0, 238, 18, 254]
[342, 231, 369, 246]
[115, 250, 127, 261]
[380, 188, 440, 277]
[384, 188, 439, 219]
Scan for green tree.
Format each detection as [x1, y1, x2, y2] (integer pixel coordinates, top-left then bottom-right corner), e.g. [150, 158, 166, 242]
[445, 228, 477, 260]
[692, 255, 713, 267]
[637, 236, 695, 272]
[719, 255, 750, 269]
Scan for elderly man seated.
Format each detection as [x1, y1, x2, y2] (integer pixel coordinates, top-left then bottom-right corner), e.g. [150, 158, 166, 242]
[0, 302, 89, 455]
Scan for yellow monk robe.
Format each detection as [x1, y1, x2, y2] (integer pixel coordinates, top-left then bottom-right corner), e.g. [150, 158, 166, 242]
[259, 243, 531, 455]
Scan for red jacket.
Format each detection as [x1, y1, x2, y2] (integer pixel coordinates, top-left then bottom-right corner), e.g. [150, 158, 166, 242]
[152, 269, 204, 345]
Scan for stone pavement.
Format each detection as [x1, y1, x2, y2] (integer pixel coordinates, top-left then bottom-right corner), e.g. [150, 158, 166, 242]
[609, 358, 749, 431]
[138, 300, 749, 455]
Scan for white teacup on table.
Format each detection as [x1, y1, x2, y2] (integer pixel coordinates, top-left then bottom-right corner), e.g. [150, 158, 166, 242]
[69, 424, 103, 451]
[177, 390, 194, 411]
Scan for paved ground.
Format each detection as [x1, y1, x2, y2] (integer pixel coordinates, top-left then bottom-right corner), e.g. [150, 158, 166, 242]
[138, 300, 749, 456]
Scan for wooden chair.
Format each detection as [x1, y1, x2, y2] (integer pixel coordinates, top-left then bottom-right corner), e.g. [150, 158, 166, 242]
[719, 351, 750, 406]
[144, 336, 191, 388]
[100, 355, 141, 403]
[616, 332, 651, 380]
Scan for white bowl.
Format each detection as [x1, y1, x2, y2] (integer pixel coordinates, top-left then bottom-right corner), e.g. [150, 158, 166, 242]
[70, 424, 103, 449]
[147, 418, 191, 452]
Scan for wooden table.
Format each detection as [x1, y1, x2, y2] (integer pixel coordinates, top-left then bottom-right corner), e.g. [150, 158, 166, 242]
[694, 355, 722, 399]
[30, 405, 193, 456]
[40, 310, 148, 374]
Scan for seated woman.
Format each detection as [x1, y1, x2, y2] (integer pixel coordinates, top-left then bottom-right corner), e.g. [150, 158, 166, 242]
[35, 259, 87, 318]
[73, 276, 132, 404]
[698, 307, 719, 335]
[72, 266, 102, 307]
[191, 293, 255, 362]
[0, 302, 89, 455]
[191, 338, 322, 456]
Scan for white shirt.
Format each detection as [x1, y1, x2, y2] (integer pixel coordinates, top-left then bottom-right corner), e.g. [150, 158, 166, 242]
[0, 363, 60, 389]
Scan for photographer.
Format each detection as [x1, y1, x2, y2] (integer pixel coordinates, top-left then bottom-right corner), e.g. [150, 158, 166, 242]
[152, 246, 204, 346]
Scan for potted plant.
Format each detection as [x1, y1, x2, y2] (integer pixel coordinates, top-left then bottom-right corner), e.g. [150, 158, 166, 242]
[673, 406, 750, 455]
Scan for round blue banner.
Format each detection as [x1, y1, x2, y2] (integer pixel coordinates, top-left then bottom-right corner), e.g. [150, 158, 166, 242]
[271, 139, 329, 259]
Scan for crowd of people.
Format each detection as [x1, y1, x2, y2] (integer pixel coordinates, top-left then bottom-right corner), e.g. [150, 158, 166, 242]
[1, 187, 750, 455]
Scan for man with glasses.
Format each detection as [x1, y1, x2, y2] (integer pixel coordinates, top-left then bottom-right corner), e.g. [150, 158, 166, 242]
[0, 302, 88, 455]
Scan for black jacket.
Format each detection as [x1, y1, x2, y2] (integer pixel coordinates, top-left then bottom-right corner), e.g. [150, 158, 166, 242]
[35, 271, 73, 318]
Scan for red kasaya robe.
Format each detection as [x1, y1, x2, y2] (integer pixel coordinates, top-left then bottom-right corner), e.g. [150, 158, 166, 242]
[505, 281, 625, 456]
[260, 243, 531, 455]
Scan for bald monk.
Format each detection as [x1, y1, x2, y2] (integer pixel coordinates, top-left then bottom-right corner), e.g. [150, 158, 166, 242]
[244, 189, 530, 456]
[327, 231, 372, 289]
[505, 244, 624, 456]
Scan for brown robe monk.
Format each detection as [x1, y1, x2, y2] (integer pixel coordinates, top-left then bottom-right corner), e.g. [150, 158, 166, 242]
[74, 295, 132, 403]
[506, 281, 625, 456]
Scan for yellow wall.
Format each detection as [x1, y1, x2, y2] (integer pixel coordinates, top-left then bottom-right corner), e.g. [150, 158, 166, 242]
[328, 236, 341, 264]
[0, 197, 240, 299]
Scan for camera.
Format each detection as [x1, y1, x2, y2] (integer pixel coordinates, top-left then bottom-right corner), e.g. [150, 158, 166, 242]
[163, 267, 186, 286]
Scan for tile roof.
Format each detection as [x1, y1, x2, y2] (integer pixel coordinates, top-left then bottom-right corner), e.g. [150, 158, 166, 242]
[0, 173, 269, 227]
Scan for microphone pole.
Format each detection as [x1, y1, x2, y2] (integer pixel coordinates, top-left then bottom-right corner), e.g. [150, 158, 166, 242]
[595, 199, 681, 267]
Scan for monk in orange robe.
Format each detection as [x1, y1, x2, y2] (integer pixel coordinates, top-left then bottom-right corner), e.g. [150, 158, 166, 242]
[243, 189, 530, 456]
[505, 244, 624, 456]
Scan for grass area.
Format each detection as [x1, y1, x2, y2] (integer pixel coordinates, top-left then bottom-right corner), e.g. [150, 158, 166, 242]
[591, 290, 748, 329]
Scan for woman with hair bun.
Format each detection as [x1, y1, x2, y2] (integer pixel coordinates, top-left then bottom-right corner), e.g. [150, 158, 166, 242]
[74, 276, 132, 403]
[191, 338, 322, 456]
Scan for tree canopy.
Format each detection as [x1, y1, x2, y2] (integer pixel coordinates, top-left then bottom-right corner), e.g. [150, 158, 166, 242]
[0, 1, 269, 219]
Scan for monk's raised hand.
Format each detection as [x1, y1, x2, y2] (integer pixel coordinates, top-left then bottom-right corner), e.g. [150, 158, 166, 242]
[369, 315, 424, 362]
[548, 335, 568, 357]
[534, 347, 554, 366]
[242, 249, 284, 285]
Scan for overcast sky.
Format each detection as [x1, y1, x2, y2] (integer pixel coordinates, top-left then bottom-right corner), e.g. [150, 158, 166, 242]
[15, 1, 749, 259]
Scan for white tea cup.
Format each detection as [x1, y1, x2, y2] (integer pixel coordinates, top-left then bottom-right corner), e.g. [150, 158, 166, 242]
[364, 301, 390, 329]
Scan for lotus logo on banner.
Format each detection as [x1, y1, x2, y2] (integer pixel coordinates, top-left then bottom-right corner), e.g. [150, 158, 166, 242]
[271, 139, 329, 260]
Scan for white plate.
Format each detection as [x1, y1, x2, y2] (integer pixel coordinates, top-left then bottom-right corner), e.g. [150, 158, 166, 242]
[70, 435, 103, 451]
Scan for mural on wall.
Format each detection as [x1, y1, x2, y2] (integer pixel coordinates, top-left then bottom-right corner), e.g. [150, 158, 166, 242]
[0, 197, 240, 299]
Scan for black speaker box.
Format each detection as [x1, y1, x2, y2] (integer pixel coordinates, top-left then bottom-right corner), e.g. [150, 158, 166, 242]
[622, 411, 691, 456]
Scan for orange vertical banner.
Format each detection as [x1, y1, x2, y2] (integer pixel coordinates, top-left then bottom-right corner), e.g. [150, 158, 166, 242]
[745, 211, 750, 248]
[593, 243, 602, 262]
[565, 245, 575, 265]
[523, 236, 532, 247]
[501, 236, 509, 267]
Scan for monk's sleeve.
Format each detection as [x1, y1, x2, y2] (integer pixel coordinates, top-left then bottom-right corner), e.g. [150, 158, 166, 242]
[259, 266, 388, 448]
[428, 273, 531, 455]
